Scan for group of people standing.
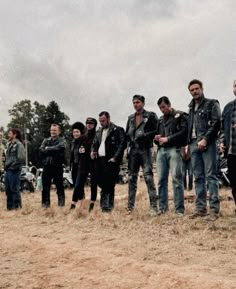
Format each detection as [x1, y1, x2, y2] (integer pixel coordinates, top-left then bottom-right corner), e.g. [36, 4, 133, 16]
[2, 79, 236, 221]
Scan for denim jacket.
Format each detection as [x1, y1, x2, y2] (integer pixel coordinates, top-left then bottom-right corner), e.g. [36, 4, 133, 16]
[219, 100, 235, 154]
[188, 94, 221, 145]
[5, 139, 25, 171]
[126, 110, 158, 149]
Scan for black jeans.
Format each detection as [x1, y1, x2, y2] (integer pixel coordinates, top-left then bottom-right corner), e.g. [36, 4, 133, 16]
[96, 157, 119, 211]
[72, 172, 87, 202]
[89, 161, 97, 202]
[227, 154, 236, 205]
[128, 148, 157, 210]
[71, 163, 78, 187]
[71, 161, 97, 202]
[42, 166, 65, 207]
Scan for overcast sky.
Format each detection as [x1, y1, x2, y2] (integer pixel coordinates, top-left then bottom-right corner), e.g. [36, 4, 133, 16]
[0, 0, 236, 128]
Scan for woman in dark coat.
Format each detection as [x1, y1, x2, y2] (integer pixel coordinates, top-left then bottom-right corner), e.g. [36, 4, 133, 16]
[70, 122, 86, 209]
[70, 118, 98, 212]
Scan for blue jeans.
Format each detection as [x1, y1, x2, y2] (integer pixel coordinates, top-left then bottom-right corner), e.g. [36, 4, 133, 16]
[128, 148, 157, 210]
[190, 140, 220, 213]
[5, 169, 22, 210]
[157, 147, 185, 213]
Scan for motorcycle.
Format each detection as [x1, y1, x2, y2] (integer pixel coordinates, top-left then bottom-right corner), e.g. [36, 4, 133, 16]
[63, 168, 73, 189]
[118, 166, 128, 184]
[40, 167, 74, 190]
[0, 168, 35, 193]
[218, 154, 230, 188]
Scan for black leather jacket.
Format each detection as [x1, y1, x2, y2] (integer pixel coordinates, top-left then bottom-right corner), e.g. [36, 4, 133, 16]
[91, 122, 126, 164]
[39, 136, 66, 167]
[155, 109, 188, 148]
[126, 110, 158, 149]
[219, 100, 235, 154]
[188, 94, 221, 144]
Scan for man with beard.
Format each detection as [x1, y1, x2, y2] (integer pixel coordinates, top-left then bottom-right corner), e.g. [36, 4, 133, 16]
[187, 79, 221, 221]
[91, 111, 126, 213]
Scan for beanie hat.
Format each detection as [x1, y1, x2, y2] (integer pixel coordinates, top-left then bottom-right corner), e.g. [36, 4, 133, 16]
[72, 122, 85, 134]
[86, 117, 97, 127]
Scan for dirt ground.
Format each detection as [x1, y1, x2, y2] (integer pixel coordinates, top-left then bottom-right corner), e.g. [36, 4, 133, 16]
[0, 181, 236, 289]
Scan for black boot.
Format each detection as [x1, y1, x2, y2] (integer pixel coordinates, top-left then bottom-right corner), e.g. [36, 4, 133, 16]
[88, 202, 94, 212]
[42, 202, 50, 208]
[58, 197, 65, 207]
[70, 203, 76, 210]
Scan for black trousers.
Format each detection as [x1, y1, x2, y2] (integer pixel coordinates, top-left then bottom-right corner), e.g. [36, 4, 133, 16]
[89, 161, 97, 202]
[71, 163, 78, 187]
[227, 154, 236, 205]
[96, 157, 119, 211]
[42, 166, 65, 207]
[71, 161, 97, 202]
[72, 172, 87, 202]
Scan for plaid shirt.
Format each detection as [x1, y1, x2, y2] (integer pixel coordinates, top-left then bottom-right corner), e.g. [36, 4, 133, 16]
[228, 100, 236, 155]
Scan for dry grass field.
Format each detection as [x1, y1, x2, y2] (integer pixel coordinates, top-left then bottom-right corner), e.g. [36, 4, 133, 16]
[0, 180, 236, 289]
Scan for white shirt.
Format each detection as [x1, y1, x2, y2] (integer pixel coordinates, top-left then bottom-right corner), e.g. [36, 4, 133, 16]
[98, 128, 108, 157]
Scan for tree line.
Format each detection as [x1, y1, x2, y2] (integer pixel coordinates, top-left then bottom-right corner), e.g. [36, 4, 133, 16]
[1, 100, 71, 167]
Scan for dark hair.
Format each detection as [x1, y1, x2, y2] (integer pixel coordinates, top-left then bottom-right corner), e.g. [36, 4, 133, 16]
[99, 111, 110, 119]
[132, 95, 145, 103]
[157, 96, 171, 106]
[9, 128, 23, 143]
[188, 79, 203, 90]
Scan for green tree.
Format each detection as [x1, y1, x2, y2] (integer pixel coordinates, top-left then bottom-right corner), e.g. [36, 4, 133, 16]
[7, 99, 70, 167]
[44, 101, 70, 136]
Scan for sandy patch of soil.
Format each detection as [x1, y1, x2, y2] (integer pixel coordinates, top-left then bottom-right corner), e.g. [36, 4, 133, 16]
[0, 182, 236, 289]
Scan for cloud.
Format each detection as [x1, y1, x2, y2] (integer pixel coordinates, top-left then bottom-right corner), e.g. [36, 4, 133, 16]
[0, 0, 236, 128]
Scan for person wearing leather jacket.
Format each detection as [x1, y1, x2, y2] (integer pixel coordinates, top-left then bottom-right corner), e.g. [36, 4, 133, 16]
[84, 117, 98, 212]
[70, 119, 98, 212]
[219, 80, 236, 219]
[126, 95, 158, 215]
[70, 121, 85, 210]
[91, 111, 126, 213]
[187, 79, 221, 220]
[4, 128, 25, 210]
[70, 122, 85, 187]
[39, 124, 66, 208]
[154, 96, 188, 216]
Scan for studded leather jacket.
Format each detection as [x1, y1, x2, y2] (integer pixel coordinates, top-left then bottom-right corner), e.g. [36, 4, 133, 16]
[126, 110, 158, 150]
[155, 109, 188, 148]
